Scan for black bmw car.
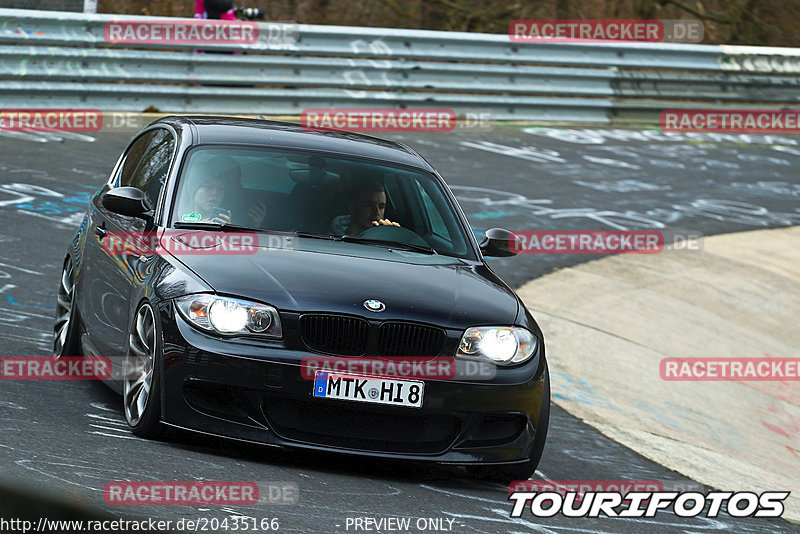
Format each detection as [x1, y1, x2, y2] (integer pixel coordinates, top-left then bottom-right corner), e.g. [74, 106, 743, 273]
[53, 116, 549, 480]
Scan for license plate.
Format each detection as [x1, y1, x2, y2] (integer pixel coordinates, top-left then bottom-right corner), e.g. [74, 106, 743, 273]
[313, 371, 424, 408]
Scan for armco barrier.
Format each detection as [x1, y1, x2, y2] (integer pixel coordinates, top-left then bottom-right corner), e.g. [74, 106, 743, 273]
[1, 8, 800, 121]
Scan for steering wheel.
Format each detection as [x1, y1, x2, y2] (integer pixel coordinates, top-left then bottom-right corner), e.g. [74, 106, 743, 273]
[356, 224, 431, 248]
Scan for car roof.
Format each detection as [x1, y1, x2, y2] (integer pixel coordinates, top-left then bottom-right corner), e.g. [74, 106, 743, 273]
[153, 115, 434, 171]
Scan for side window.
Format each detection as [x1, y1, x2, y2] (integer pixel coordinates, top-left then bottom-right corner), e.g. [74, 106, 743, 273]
[131, 130, 175, 208]
[116, 131, 156, 188]
[116, 129, 175, 209]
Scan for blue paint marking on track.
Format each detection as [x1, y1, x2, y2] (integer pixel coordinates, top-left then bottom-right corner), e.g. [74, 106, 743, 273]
[6, 295, 52, 309]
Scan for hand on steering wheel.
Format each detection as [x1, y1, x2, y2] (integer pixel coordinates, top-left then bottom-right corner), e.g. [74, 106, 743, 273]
[371, 218, 400, 227]
[356, 221, 432, 248]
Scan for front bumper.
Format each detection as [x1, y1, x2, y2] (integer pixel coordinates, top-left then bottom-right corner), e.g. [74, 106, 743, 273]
[158, 302, 548, 465]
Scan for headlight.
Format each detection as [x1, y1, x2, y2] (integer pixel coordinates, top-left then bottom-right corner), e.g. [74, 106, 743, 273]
[457, 326, 537, 365]
[175, 294, 282, 338]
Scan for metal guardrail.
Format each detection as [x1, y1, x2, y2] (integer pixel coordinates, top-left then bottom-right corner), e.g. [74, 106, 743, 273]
[1, 8, 800, 121]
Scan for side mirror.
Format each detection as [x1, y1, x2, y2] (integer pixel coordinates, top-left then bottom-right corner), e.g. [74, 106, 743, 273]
[479, 228, 520, 257]
[102, 187, 153, 219]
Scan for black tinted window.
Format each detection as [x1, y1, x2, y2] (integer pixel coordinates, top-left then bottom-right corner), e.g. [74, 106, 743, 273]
[130, 130, 175, 207]
[117, 129, 175, 209]
[117, 131, 156, 188]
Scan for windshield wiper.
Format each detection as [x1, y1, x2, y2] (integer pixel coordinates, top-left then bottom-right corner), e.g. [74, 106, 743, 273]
[291, 231, 338, 241]
[340, 235, 438, 255]
[172, 223, 341, 242]
[172, 223, 435, 253]
[172, 221, 264, 232]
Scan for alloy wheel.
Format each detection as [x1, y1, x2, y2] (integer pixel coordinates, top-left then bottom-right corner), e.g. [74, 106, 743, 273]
[53, 258, 75, 358]
[123, 304, 157, 427]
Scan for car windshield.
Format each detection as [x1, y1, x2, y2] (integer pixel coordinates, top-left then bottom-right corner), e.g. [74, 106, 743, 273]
[171, 146, 474, 259]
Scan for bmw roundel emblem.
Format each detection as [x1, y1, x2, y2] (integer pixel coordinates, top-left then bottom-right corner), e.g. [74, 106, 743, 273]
[363, 299, 385, 312]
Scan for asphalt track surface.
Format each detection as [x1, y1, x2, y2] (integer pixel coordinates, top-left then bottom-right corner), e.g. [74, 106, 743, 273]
[1, 124, 799, 533]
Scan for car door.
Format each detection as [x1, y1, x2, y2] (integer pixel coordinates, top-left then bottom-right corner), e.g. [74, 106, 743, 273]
[82, 128, 175, 360]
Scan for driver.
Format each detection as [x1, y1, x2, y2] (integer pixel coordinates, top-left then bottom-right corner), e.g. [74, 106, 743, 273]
[331, 180, 400, 235]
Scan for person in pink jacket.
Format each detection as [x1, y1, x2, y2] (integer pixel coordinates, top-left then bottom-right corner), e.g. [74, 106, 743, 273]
[194, 0, 237, 20]
[193, 0, 238, 55]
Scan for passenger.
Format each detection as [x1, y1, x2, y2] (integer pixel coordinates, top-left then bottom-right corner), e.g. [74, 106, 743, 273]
[179, 156, 265, 227]
[184, 172, 230, 224]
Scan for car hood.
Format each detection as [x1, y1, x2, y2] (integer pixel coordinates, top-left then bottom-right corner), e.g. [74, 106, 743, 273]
[170, 239, 519, 329]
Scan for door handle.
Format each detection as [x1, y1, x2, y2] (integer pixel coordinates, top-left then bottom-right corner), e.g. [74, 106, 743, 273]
[95, 224, 107, 239]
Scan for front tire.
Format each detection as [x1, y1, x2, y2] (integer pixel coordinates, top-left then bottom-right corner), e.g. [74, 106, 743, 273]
[123, 303, 165, 439]
[467, 367, 550, 481]
[53, 256, 81, 358]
